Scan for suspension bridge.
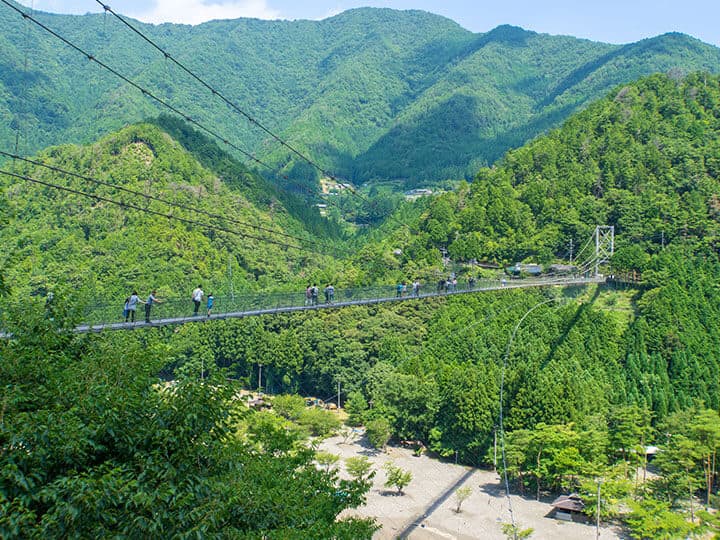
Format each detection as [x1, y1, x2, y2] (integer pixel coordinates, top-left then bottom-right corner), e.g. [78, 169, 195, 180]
[0, 226, 615, 337]
[71, 275, 606, 334]
[0, 1, 620, 338]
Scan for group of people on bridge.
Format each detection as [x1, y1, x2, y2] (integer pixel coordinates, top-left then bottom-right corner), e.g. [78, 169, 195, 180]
[305, 284, 334, 305]
[122, 285, 214, 323]
[118, 273, 511, 324]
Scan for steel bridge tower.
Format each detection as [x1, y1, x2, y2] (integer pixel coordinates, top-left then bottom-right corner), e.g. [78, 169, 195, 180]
[594, 226, 615, 277]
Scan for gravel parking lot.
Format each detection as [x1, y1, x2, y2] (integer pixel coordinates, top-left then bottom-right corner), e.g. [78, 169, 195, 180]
[319, 432, 623, 539]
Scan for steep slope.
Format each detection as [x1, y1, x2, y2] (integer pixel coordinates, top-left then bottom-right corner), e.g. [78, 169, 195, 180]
[351, 71, 720, 421]
[366, 72, 720, 273]
[1, 2, 720, 189]
[0, 122, 342, 304]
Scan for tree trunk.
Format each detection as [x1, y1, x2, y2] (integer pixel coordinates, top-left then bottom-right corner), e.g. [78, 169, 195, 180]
[706, 455, 712, 508]
[536, 450, 542, 501]
[688, 467, 695, 523]
[518, 471, 524, 495]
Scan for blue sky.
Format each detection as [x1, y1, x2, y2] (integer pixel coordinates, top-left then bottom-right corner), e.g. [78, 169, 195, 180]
[15, 0, 720, 46]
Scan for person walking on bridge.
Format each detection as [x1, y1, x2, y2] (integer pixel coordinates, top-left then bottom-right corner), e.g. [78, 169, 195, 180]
[324, 284, 334, 304]
[206, 293, 214, 317]
[145, 290, 163, 323]
[125, 291, 142, 323]
[311, 284, 319, 306]
[192, 285, 204, 316]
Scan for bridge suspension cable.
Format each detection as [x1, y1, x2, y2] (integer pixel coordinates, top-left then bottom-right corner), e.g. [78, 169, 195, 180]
[93, 0, 419, 235]
[0, 0, 369, 242]
[0, 167, 340, 256]
[0, 0, 406, 232]
[0, 149, 350, 256]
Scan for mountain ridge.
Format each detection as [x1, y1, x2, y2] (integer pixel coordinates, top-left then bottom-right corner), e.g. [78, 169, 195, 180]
[2, 2, 719, 189]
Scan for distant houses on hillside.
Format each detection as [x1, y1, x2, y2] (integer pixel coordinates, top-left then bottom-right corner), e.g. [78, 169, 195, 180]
[403, 188, 433, 200]
[320, 179, 353, 194]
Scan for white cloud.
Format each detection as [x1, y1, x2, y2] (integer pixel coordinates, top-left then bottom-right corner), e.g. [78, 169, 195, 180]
[128, 0, 282, 25]
[314, 5, 344, 21]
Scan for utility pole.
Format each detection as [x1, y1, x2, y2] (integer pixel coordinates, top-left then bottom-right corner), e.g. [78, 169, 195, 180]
[228, 255, 235, 301]
[258, 364, 263, 393]
[569, 238, 574, 264]
[337, 380, 341, 410]
[596, 479, 602, 540]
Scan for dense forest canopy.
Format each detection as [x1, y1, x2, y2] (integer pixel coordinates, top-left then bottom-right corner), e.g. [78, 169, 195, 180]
[1, 1, 720, 188]
[0, 120, 363, 303]
[3, 54, 720, 535]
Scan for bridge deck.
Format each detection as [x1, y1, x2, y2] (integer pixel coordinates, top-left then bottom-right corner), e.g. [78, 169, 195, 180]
[73, 276, 604, 334]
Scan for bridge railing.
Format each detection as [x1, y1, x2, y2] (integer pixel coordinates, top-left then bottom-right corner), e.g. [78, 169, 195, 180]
[1, 276, 595, 330]
[76, 277, 574, 325]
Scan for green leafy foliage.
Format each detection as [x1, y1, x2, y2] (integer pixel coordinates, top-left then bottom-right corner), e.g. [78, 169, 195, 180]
[454, 486, 473, 513]
[315, 451, 341, 472]
[366, 418, 392, 451]
[0, 122, 348, 304]
[0, 298, 377, 538]
[345, 456, 374, 482]
[625, 498, 697, 540]
[382, 462, 412, 495]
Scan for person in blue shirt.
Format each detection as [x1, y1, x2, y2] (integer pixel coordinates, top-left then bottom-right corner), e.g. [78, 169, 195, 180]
[206, 293, 214, 317]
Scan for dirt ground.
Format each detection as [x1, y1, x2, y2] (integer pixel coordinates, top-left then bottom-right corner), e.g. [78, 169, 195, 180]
[319, 431, 624, 540]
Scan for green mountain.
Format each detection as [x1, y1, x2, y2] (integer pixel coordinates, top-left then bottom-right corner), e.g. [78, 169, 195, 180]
[2, 69, 720, 539]
[352, 70, 720, 421]
[1, 2, 719, 189]
[365, 72, 720, 273]
[0, 120, 349, 305]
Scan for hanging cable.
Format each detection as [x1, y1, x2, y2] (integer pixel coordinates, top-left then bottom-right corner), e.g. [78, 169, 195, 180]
[93, 1, 418, 234]
[0, 0, 275, 174]
[0, 168, 342, 256]
[498, 297, 563, 538]
[0, 149, 350, 256]
[0, 0, 358, 227]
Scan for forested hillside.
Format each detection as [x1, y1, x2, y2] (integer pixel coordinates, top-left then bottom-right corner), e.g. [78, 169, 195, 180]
[363, 72, 720, 273]
[0, 121, 349, 302]
[365, 70, 720, 412]
[3, 62, 720, 536]
[2, 1, 720, 188]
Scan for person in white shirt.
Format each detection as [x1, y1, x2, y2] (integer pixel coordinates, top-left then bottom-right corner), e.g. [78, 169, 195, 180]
[126, 291, 143, 322]
[191, 285, 204, 315]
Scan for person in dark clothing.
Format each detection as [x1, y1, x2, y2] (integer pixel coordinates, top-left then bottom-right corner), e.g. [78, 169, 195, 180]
[324, 284, 334, 304]
[145, 290, 163, 323]
[311, 284, 319, 306]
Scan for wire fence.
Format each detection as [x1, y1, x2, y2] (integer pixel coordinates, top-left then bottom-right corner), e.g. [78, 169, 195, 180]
[73, 276, 602, 328]
[0, 275, 606, 335]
